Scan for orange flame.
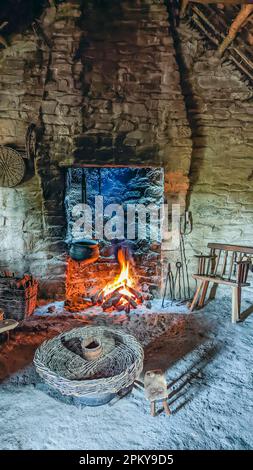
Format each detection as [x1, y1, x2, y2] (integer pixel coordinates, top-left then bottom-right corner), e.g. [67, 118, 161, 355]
[102, 248, 135, 299]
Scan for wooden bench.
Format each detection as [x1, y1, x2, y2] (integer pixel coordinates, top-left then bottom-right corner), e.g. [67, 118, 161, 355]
[190, 243, 253, 323]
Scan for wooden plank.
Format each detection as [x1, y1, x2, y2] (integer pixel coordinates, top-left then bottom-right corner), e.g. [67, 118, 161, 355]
[228, 252, 235, 280]
[151, 401, 156, 417]
[59, 162, 160, 169]
[198, 281, 209, 308]
[209, 283, 218, 300]
[189, 282, 204, 312]
[232, 287, 241, 323]
[192, 274, 250, 287]
[239, 304, 253, 322]
[207, 243, 253, 254]
[195, 255, 214, 258]
[162, 400, 171, 416]
[237, 260, 251, 285]
[221, 251, 228, 276]
[214, 249, 221, 276]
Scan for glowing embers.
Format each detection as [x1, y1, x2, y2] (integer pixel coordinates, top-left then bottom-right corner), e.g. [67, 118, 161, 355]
[94, 248, 143, 313]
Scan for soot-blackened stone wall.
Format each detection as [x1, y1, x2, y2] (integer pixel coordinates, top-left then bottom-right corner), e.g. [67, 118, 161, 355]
[0, 0, 191, 300]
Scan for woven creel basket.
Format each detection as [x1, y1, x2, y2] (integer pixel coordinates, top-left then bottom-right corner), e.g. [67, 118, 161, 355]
[34, 326, 144, 397]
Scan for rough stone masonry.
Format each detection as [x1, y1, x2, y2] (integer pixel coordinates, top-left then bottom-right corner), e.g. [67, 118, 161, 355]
[0, 0, 252, 301]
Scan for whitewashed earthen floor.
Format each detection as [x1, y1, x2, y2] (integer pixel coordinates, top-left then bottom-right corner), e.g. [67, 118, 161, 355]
[0, 297, 252, 450]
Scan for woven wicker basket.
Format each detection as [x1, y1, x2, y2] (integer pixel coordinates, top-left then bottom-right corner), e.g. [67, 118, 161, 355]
[34, 326, 144, 398]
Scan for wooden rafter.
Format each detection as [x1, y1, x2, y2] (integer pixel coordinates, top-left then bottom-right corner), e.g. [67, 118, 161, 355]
[187, 3, 253, 84]
[0, 21, 8, 48]
[218, 5, 253, 56]
[180, 1, 243, 19]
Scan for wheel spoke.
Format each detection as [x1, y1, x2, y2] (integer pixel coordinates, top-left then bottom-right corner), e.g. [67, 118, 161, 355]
[0, 146, 25, 187]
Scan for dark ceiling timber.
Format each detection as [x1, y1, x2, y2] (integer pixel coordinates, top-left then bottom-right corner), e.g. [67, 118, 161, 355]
[1, 0, 253, 85]
[185, 3, 253, 84]
[0, 0, 47, 35]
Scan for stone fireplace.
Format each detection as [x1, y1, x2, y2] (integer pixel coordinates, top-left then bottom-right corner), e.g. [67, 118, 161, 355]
[64, 166, 164, 308]
[36, 0, 191, 301]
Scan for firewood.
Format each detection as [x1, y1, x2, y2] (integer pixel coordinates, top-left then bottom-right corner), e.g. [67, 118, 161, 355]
[102, 290, 116, 303]
[121, 293, 131, 302]
[124, 302, 131, 314]
[128, 286, 143, 301]
[105, 286, 123, 298]
[115, 304, 126, 312]
[92, 289, 103, 305]
[121, 294, 137, 309]
[102, 286, 122, 303]
[102, 293, 122, 310]
[82, 297, 93, 306]
[97, 291, 104, 305]
[129, 298, 138, 309]
[111, 293, 123, 306]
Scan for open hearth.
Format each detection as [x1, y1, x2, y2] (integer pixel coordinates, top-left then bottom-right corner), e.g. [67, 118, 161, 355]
[90, 247, 144, 313]
[66, 247, 146, 313]
[65, 167, 165, 311]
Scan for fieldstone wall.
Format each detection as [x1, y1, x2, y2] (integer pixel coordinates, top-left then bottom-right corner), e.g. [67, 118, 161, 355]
[0, 2, 83, 298]
[1, 2, 253, 303]
[0, 32, 47, 284]
[0, 1, 192, 300]
[177, 24, 253, 293]
[68, 0, 192, 179]
[37, 1, 83, 297]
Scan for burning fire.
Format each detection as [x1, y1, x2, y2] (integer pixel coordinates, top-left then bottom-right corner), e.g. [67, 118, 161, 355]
[99, 248, 143, 312]
[103, 249, 134, 298]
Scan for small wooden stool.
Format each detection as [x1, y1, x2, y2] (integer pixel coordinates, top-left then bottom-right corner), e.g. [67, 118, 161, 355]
[144, 369, 171, 417]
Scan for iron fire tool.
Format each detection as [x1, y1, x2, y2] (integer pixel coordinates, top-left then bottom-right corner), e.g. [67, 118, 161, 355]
[162, 211, 192, 307]
[179, 210, 192, 301]
[174, 261, 183, 301]
[162, 262, 175, 307]
[180, 234, 191, 300]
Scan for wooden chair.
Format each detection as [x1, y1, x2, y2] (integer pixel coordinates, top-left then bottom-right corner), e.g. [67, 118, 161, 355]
[190, 244, 253, 323]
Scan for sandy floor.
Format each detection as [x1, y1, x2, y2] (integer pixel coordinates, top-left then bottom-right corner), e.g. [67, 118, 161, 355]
[0, 297, 252, 450]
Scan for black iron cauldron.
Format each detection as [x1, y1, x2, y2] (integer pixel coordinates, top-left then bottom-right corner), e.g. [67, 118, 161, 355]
[69, 239, 99, 263]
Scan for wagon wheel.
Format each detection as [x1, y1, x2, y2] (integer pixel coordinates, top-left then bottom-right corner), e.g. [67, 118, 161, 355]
[0, 147, 25, 187]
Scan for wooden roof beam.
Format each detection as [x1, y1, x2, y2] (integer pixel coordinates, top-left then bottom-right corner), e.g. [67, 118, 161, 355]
[218, 4, 253, 56]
